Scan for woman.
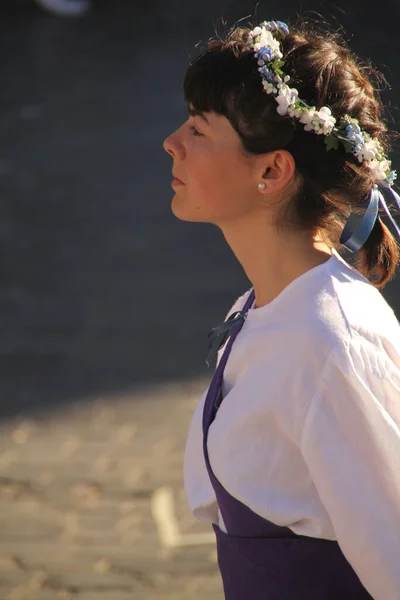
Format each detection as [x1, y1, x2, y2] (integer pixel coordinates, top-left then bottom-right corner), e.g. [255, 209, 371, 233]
[163, 19, 400, 599]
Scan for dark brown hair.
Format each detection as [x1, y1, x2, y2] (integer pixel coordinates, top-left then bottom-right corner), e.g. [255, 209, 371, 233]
[184, 20, 399, 287]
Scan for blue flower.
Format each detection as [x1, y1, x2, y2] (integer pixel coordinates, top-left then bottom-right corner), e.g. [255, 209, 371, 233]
[258, 65, 275, 82]
[276, 21, 289, 34]
[386, 170, 397, 185]
[262, 20, 289, 35]
[263, 21, 278, 32]
[352, 134, 364, 146]
[257, 46, 273, 63]
[345, 123, 364, 146]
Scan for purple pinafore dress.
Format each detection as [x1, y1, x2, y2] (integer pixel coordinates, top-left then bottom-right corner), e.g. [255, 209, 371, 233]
[202, 289, 373, 599]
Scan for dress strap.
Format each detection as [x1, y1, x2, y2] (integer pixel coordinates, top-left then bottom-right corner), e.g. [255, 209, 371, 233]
[202, 289, 255, 434]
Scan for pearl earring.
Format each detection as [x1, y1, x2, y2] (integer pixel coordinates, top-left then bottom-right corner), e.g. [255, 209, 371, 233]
[258, 182, 266, 190]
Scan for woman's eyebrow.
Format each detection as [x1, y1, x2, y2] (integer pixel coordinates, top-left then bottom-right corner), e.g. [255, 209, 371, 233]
[188, 106, 210, 125]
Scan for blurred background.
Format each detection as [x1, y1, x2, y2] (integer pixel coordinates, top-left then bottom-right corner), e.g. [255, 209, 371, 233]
[0, 0, 398, 598]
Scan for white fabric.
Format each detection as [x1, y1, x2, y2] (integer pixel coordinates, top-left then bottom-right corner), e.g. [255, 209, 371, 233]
[183, 250, 400, 599]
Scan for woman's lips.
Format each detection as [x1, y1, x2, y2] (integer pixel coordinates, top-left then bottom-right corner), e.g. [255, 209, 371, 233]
[172, 176, 185, 186]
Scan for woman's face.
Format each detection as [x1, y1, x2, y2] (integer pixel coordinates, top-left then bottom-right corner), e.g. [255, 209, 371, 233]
[163, 108, 260, 225]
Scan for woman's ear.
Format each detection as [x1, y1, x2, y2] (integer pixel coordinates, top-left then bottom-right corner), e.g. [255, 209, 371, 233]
[258, 150, 296, 193]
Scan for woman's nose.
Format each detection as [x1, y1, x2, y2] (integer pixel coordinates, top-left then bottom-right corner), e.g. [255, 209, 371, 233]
[163, 129, 184, 160]
[163, 133, 175, 157]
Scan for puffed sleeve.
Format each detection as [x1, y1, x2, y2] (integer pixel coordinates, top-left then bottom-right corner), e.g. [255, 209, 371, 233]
[301, 343, 400, 599]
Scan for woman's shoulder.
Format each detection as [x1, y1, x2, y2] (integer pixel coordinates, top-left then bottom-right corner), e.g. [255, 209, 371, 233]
[324, 252, 400, 361]
[279, 251, 400, 352]
[230, 253, 400, 369]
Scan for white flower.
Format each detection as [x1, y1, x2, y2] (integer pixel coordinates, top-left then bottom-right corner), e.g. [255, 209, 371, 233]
[262, 81, 277, 94]
[315, 107, 336, 134]
[368, 158, 390, 182]
[287, 105, 302, 118]
[299, 108, 317, 131]
[275, 84, 298, 116]
[355, 136, 381, 162]
[298, 106, 335, 134]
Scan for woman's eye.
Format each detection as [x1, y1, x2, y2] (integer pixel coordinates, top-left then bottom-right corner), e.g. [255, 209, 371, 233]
[190, 125, 203, 137]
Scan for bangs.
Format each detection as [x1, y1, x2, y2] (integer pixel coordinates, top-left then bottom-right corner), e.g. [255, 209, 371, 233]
[183, 45, 257, 117]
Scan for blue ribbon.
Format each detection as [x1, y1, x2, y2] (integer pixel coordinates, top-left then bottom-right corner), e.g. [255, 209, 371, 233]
[340, 184, 400, 252]
[377, 183, 400, 237]
[206, 310, 246, 368]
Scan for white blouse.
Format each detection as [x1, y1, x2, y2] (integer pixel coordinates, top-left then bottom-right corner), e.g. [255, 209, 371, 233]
[183, 250, 400, 600]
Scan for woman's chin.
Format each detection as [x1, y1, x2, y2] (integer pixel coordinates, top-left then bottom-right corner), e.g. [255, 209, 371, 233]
[171, 196, 203, 222]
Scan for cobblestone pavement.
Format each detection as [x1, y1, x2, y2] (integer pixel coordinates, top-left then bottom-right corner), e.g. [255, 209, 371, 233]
[0, 377, 224, 600]
[0, 1, 399, 598]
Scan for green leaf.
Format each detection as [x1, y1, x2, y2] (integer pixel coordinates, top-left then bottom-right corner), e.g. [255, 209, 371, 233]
[325, 135, 339, 152]
[341, 140, 354, 153]
[272, 59, 286, 77]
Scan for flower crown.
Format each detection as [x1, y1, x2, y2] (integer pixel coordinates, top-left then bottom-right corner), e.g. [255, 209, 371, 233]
[246, 21, 397, 185]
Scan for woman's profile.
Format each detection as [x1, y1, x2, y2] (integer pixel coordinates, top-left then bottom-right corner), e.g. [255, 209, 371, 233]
[164, 17, 400, 599]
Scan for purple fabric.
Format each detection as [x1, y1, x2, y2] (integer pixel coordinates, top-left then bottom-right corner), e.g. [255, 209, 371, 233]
[202, 289, 373, 599]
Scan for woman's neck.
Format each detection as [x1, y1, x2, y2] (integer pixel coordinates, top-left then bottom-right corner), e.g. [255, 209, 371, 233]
[220, 216, 332, 309]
